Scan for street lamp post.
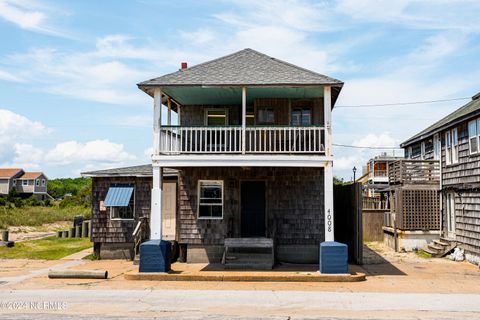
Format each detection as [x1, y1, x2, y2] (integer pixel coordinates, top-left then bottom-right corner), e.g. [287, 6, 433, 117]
[352, 166, 357, 182]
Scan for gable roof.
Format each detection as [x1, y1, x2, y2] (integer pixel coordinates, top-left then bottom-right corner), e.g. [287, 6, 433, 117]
[401, 94, 480, 147]
[139, 49, 343, 88]
[81, 164, 177, 178]
[19, 172, 44, 180]
[0, 168, 23, 179]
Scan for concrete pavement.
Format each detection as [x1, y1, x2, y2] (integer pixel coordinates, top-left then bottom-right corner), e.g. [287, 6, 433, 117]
[1, 289, 480, 319]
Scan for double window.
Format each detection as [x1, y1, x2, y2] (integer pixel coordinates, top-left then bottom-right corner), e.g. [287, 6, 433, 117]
[291, 107, 312, 126]
[445, 128, 458, 165]
[198, 180, 223, 219]
[257, 107, 275, 125]
[468, 119, 480, 154]
[205, 109, 228, 126]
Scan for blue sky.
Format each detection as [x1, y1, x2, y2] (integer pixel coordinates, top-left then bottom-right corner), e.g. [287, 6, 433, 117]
[1, 0, 480, 179]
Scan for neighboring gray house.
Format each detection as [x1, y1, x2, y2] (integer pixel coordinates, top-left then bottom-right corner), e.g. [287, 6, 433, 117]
[0, 168, 49, 200]
[0, 168, 24, 195]
[401, 92, 480, 265]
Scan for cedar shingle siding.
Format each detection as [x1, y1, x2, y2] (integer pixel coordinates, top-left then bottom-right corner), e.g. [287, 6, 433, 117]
[91, 177, 152, 244]
[178, 167, 325, 246]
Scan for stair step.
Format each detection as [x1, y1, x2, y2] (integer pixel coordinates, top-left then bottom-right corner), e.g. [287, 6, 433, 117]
[440, 237, 455, 243]
[423, 248, 438, 256]
[433, 239, 449, 246]
[428, 244, 444, 251]
[224, 262, 273, 270]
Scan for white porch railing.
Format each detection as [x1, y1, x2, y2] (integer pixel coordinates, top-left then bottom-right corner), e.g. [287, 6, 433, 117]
[160, 126, 325, 154]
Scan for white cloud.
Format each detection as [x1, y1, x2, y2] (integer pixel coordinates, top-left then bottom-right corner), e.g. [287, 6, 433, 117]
[45, 140, 136, 165]
[0, 0, 67, 36]
[0, 109, 46, 146]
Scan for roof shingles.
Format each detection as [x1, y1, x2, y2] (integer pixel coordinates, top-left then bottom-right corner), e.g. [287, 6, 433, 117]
[138, 48, 343, 87]
[402, 96, 480, 147]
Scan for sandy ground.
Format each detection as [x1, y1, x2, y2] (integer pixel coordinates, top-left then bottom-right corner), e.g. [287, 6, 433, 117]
[6, 222, 71, 242]
[0, 242, 479, 293]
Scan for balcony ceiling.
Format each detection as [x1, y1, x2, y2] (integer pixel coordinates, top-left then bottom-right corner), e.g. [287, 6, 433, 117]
[161, 86, 325, 106]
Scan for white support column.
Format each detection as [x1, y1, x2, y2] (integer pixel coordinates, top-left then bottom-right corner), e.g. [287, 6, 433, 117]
[323, 85, 334, 242]
[151, 88, 163, 240]
[241, 87, 246, 154]
[167, 98, 172, 126]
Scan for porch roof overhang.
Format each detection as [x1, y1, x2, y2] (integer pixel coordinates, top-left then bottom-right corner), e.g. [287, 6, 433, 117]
[138, 85, 341, 110]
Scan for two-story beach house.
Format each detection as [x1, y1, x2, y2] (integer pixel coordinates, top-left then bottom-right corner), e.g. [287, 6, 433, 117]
[401, 92, 480, 264]
[85, 49, 347, 272]
[0, 168, 49, 200]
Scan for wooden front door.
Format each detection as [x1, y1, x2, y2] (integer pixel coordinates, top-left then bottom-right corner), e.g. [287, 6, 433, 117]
[162, 182, 177, 241]
[241, 181, 266, 237]
[446, 192, 456, 239]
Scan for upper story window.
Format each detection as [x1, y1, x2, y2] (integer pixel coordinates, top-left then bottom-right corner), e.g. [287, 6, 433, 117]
[445, 128, 458, 165]
[257, 107, 275, 125]
[12, 179, 16, 185]
[35, 179, 40, 186]
[22, 180, 28, 186]
[246, 107, 255, 126]
[291, 107, 312, 126]
[198, 180, 223, 219]
[468, 119, 480, 154]
[411, 144, 421, 158]
[42, 179, 46, 186]
[205, 109, 228, 126]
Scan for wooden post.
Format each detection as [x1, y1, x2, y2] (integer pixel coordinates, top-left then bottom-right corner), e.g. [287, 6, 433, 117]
[323, 85, 334, 242]
[75, 225, 81, 238]
[167, 98, 172, 126]
[241, 87, 246, 154]
[153, 88, 162, 155]
[151, 166, 163, 240]
[1, 230, 8, 242]
[57, 231, 63, 238]
[151, 87, 163, 240]
[69, 227, 75, 238]
[82, 221, 89, 237]
[62, 230, 69, 238]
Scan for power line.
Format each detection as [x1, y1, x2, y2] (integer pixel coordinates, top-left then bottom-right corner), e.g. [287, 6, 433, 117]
[333, 143, 402, 150]
[335, 97, 470, 108]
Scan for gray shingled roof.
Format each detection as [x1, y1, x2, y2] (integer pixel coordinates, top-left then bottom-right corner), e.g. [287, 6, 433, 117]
[401, 95, 480, 147]
[81, 165, 177, 178]
[138, 48, 343, 88]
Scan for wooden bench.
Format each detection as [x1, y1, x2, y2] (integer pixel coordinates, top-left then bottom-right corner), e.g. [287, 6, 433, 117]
[222, 238, 274, 269]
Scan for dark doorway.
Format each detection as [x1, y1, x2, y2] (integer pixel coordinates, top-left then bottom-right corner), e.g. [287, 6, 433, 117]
[334, 182, 363, 264]
[241, 181, 266, 237]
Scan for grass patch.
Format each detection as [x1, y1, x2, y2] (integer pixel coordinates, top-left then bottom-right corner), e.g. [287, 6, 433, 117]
[82, 253, 101, 261]
[415, 249, 432, 259]
[0, 203, 90, 230]
[0, 236, 92, 260]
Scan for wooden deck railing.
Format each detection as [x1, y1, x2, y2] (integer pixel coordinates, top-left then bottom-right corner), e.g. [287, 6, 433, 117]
[388, 160, 440, 185]
[159, 126, 325, 154]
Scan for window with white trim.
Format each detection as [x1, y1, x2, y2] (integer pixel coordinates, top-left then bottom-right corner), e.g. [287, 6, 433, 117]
[198, 180, 223, 219]
[109, 191, 134, 220]
[22, 180, 28, 186]
[468, 119, 479, 154]
[445, 128, 459, 165]
[12, 179, 16, 186]
[41, 179, 46, 186]
[35, 179, 40, 186]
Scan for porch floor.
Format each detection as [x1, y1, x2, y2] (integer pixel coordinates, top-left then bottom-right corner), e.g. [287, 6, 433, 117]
[124, 262, 365, 282]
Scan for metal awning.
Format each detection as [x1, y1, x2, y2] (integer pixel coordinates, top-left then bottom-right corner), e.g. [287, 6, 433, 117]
[103, 184, 134, 207]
